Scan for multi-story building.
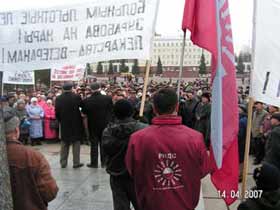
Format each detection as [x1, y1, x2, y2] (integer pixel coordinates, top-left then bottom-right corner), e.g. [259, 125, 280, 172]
[92, 35, 212, 76]
[150, 36, 211, 71]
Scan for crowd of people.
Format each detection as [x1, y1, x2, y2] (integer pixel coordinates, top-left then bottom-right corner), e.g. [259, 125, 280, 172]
[1, 78, 280, 210]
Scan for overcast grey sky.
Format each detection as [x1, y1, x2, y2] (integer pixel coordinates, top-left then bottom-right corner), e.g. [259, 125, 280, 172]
[2, 0, 253, 52]
[156, 0, 253, 52]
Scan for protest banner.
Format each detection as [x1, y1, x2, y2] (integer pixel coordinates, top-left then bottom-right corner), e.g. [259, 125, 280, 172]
[51, 65, 85, 81]
[2, 70, 35, 85]
[0, 0, 159, 72]
[250, 0, 280, 107]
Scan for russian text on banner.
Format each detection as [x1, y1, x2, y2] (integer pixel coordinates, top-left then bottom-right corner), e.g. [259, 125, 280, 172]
[2, 70, 35, 85]
[251, 0, 280, 107]
[0, 0, 159, 72]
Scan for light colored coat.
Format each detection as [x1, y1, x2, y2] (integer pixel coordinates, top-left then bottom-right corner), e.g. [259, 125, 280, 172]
[27, 105, 44, 139]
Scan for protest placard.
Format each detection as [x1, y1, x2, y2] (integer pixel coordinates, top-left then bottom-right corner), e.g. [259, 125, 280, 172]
[51, 65, 85, 81]
[2, 70, 34, 84]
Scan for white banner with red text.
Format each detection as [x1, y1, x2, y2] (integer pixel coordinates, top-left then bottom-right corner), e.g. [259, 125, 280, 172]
[51, 65, 85, 81]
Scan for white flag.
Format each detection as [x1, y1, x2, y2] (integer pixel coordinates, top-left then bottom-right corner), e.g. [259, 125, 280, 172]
[251, 0, 280, 107]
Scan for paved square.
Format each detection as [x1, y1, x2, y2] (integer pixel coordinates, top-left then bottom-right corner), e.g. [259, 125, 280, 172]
[33, 143, 255, 210]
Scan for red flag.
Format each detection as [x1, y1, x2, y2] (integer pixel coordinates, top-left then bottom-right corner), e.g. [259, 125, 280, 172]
[182, 0, 239, 205]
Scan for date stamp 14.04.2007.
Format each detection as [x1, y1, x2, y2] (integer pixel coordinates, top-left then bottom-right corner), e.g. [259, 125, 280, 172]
[218, 190, 263, 199]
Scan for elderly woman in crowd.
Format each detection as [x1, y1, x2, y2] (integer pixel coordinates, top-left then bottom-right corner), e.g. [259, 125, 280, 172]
[37, 94, 47, 109]
[44, 99, 58, 141]
[27, 97, 44, 146]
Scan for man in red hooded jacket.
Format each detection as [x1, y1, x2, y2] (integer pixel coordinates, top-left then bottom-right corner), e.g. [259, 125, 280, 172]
[125, 88, 212, 210]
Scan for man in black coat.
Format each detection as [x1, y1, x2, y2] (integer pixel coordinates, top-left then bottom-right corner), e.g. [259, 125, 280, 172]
[264, 113, 280, 170]
[82, 83, 113, 168]
[238, 163, 280, 210]
[55, 84, 84, 169]
[179, 90, 199, 128]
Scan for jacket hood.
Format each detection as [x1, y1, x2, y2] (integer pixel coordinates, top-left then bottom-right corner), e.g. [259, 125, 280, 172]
[257, 189, 280, 209]
[108, 118, 138, 139]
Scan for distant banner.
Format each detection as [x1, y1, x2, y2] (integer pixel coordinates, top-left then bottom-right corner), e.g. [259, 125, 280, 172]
[51, 65, 85, 81]
[0, 0, 159, 72]
[251, 0, 280, 107]
[2, 70, 34, 85]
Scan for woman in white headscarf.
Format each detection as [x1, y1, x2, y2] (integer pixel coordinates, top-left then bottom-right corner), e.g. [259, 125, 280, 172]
[27, 97, 44, 146]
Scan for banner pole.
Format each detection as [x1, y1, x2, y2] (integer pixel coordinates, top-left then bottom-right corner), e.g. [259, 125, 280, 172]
[241, 97, 254, 200]
[139, 60, 151, 117]
[1, 83, 3, 96]
[1, 72, 3, 96]
[242, 0, 257, 201]
[177, 31, 187, 97]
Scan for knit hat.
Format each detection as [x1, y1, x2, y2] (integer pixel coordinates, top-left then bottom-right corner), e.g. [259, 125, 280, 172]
[271, 113, 280, 122]
[239, 104, 247, 113]
[31, 97, 38, 103]
[17, 99, 25, 105]
[253, 163, 280, 191]
[0, 96, 8, 102]
[62, 83, 73, 91]
[90, 83, 101, 91]
[197, 90, 203, 97]
[4, 110, 20, 134]
[201, 92, 211, 101]
[113, 99, 134, 120]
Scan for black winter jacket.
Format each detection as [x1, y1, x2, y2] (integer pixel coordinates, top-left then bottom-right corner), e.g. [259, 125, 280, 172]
[102, 118, 147, 176]
[238, 188, 280, 210]
[264, 125, 280, 170]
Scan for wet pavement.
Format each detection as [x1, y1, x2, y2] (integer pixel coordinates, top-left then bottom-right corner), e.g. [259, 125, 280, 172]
[33, 143, 256, 210]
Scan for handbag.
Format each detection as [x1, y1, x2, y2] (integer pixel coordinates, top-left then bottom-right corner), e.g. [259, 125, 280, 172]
[50, 119, 59, 130]
[21, 118, 31, 129]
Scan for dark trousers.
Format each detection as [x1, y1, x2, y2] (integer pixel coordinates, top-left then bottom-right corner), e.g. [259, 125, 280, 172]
[110, 175, 140, 210]
[60, 141, 81, 167]
[253, 137, 265, 162]
[19, 134, 29, 145]
[31, 137, 42, 145]
[90, 135, 105, 167]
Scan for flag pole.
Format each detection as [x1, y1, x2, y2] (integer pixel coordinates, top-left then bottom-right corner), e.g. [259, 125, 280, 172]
[1, 83, 3, 96]
[177, 31, 187, 97]
[1, 72, 4, 96]
[139, 60, 151, 117]
[241, 97, 254, 200]
[241, 0, 257, 201]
